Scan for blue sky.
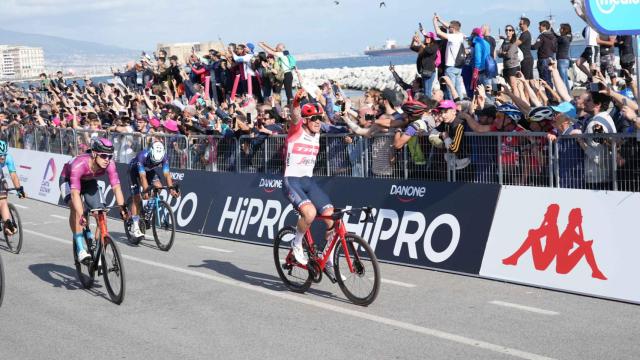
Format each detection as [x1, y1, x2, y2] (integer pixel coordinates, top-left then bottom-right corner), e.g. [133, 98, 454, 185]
[0, 0, 585, 54]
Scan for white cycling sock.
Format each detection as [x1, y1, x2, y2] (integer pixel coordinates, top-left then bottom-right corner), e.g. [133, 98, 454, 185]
[293, 229, 305, 247]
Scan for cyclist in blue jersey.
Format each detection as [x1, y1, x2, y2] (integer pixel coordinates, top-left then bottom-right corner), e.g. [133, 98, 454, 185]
[0, 141, 26, 235]
[128, 141, 179, 238]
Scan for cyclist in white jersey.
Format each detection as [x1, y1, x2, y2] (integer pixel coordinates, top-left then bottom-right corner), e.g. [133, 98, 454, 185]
[284, 90, 335, 269]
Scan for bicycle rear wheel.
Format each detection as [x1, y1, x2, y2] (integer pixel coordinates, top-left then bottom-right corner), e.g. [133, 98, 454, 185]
[4, 203, 23, 254]
[273, 226, 312, 293]
[334, 234, 380, 306]
[101, 236, 125, 304]
[0, 253, 5, 307]
[124, 197, 144, 245]
[151, 200, 175, 251]
[73, 234, 95, 289]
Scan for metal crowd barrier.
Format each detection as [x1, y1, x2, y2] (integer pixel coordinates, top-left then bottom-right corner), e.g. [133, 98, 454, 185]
[6, 124, 639, 192]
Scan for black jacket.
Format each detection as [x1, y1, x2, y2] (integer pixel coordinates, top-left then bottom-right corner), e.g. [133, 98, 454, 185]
[411, 42, 438, 75]
[532, 31, 557, 59]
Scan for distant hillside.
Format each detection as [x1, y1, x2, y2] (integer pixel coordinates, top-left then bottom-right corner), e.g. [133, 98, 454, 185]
[0, 28, 138, 60]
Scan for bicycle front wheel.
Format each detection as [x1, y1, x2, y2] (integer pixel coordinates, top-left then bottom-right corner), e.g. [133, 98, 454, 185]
[151, 200, 175, 251]
[334, 234, 380, 306]
[4, 203, 23, 254]
[273, 226, 312, 293]
[73, 235, 95, 289]
[101, 236, 126, 304]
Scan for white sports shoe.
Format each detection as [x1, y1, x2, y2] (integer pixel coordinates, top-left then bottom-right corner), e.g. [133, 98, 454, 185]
[132, 220, 144, 239]
[291, 242, 308, 265]
[324, 264, 346, 282]
[78, 249, 91, 264]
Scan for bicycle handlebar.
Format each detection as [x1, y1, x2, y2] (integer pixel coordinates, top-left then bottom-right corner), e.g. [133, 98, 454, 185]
[332, 207, 375, 223]
[142, 183, 180, 195]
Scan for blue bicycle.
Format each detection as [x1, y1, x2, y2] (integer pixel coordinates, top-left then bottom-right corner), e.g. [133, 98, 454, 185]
[124, 185, 177, 251]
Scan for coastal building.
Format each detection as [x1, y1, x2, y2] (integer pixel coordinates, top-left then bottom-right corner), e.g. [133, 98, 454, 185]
[156, 41, 225, 61]
[0, 45, 45, 79]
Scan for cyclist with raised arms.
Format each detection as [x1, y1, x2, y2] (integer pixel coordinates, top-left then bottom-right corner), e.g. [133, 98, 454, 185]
[128, 141, 179, 238]
[284, 90, 336, 273]
[59, 138, 128, 263]
[0, 140, 26, 235]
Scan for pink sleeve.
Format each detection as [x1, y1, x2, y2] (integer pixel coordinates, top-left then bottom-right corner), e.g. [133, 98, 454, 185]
[106, 161, 121, 187]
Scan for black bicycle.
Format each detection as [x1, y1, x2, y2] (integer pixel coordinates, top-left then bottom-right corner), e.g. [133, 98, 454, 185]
[74, 206, 126, 304]
[124, 185, 177, 251]
[1, 187, 24, 254]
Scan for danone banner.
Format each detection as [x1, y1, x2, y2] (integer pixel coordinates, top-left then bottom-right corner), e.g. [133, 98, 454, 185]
[8, 148, 72, 205]
[480, 186, 640, 304]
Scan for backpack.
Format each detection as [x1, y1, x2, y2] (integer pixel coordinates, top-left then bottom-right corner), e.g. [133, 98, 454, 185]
[286, 54, 296, 69]
[272, 60, 286, 82]
[454, 43, 466, 68]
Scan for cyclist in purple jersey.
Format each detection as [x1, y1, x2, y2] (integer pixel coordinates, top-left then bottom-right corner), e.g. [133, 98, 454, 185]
[59, 138, 128, 263]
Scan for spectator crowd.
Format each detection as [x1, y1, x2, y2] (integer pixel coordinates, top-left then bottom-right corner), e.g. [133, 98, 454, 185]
[1, 4, 639, 191]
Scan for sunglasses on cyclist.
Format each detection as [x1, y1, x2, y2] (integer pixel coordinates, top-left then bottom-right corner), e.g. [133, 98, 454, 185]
[308, 115, 323, 122]
[96, 153, 113, 160]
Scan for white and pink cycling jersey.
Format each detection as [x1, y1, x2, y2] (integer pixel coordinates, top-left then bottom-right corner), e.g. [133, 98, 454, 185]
[284, 121, 320, 177]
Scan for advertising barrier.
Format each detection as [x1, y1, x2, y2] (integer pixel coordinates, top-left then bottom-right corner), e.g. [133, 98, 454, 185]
[8, 148, 72, 205]
[203, 174, 500, 274]
[480, 186, 640, 304]
[100, 167, 500, 275]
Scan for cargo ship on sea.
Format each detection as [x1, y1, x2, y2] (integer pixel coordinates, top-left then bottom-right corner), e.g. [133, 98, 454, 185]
[364, 39, 413, 57]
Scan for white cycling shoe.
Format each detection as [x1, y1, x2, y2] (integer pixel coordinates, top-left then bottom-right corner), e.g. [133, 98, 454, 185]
[131, 221, 145, 239]
[77, 249, 91, 265]
[291, 242, 308, 265]
[324, 263, 347, 282]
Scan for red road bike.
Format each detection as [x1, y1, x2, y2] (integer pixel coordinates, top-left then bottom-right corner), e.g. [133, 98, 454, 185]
[274, 207, 380, 306]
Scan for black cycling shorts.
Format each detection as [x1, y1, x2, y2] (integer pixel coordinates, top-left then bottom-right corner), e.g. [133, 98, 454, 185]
[128, 166, 161, 195]
[59, 177, 105, 211]
[283, 176, 333, 214]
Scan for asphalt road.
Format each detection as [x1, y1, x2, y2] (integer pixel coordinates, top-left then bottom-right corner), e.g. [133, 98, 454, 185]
[0, 197, 637, 360]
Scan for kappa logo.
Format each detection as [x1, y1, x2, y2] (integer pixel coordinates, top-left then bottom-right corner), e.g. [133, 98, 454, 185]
[502, 204, 607, 280]
[43, 158, 56, 181]
[389, 184, 426, 203]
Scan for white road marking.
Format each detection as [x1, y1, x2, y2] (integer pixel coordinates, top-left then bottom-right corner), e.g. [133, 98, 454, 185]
[24, 228, 556, 360]
[50, 215, 67, 220]
[198, 245, 234, 253]
[13, 204, 28, 209]
[378, 278, 416, 288]
[490, 301, 559, 316]
[244, 275, 279, 283]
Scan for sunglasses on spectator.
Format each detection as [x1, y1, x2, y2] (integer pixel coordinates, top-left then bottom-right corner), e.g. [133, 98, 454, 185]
[506, 29, 514, 32]
[96, 153, 113, 160]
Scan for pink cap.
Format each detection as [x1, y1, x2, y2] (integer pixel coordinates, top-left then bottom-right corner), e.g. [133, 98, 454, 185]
[149, 117, 161, 128]
[65, 114, 74, 122]
[472, 27, 484, 38]
[51, 117, 61, 127]
[163, 119, 179, 132]
[426, 32, 436, 40]
[438, 100, 457, 110]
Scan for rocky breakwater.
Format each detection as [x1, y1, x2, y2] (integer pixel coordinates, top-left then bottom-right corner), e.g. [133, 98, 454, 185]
[298, 64, 416, 91]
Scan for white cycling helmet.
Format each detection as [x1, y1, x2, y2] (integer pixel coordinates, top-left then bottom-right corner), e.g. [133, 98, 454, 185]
[528, 107, 555, 122]
[149, 141, 166, 163]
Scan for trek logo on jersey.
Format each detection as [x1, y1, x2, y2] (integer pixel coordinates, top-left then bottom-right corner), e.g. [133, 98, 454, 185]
[291, 143, 319, 156]
[39, 158, 57, 196]
[258, 178, 282, 194]
[389, 184, 426, 203]
[502, 204, 607, 280]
